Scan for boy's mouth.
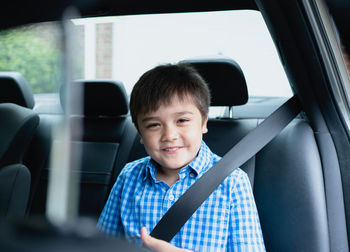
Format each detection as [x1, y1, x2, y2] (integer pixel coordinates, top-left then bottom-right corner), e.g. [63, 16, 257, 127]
[162, 146, 183, 153]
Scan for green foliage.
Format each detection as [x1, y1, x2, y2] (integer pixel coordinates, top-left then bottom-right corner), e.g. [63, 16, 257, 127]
[0, 24, 63, 94]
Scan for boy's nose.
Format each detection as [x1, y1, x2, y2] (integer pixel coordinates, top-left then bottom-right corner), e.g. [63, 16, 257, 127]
[161, 125, 178, 141]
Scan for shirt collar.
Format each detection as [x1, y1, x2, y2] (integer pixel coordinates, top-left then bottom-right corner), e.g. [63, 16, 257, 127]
[187, 141, 212, 177]
[143, 141, 212, 182]
[142, 158, 158, 182]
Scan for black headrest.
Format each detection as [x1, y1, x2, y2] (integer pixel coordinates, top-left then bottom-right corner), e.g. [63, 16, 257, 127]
[0, 103, 39, 167]
[0, 72, 35, 109]
[180, 58, 248, 106]
[60, 80, 129, 117]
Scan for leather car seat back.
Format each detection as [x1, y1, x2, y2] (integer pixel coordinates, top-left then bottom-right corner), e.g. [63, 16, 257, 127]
[0, 72, 43, 214]
[60, 80, 136, 217]
[0, 103, 39, 217]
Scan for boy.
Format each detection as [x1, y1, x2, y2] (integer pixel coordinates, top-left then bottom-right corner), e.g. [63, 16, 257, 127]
[97, 63, 265, 251]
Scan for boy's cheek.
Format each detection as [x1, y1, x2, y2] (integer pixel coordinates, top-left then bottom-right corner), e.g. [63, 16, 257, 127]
[139, 134, 156, 148]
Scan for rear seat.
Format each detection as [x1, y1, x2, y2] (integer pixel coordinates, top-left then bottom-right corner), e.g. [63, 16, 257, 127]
[30, 79, 137, 218]
[0, 103, 39, 217]
[33, 80, 137, 218]
[64, 80, 137, 217]
[0, 72, 45, 215]
[188, 58, 328, 251]
[9, 58, 329, 250]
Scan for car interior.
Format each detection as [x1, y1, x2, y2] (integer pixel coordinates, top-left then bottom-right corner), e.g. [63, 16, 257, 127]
[1, 0, 350, 251]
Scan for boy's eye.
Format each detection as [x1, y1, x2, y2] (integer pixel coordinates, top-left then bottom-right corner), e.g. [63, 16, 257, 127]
[146, 123, 160, 129]
[177, 118, 190, 124]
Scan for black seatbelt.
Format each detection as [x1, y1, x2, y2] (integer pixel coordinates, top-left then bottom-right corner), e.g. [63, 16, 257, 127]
[150, 94, 302, 242]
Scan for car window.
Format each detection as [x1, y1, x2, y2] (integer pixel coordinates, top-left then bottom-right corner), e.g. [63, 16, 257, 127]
[0, 10, 292, 118]
[306, 0, 350, 130]
[0, 22, 64, 94]
[71, 10, 292, 97]
[0, 22, 81, 114]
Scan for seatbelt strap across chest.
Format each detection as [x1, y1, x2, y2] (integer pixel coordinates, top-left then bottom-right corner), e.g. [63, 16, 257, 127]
[150, 94, 302, 242]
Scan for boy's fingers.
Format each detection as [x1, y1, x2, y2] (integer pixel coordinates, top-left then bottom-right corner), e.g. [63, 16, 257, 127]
[140, 227, 184, 252]
[141, 227, 166, 251]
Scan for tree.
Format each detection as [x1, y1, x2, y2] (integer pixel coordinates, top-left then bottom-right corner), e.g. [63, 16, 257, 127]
[0, 23, 63, 94]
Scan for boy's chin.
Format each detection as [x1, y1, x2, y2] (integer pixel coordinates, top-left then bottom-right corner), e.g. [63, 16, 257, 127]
[158, 162, 190, 172]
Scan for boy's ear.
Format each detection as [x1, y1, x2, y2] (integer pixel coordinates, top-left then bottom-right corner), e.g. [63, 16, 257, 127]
[202, 114, 209, 134]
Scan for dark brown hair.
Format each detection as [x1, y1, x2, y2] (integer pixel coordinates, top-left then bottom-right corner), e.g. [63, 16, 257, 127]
[130, 63, 211, 128]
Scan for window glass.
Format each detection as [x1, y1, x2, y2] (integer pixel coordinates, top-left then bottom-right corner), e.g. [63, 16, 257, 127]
[0, 22, 65, 94]
[0, 10, 292, 115]
[310, 0, 350, 128]
[72, 10, 292, 97]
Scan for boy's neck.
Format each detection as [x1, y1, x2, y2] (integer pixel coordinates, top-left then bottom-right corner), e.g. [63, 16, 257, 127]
[156, 168, 180, 187]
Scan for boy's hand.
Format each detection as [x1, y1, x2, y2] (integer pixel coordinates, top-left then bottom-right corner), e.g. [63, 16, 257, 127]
[140, 227, 192, 252]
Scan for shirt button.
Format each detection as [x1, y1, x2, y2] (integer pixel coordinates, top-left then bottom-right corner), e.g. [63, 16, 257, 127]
[169, 194, 175, 201]
[189, 173, 195, 178]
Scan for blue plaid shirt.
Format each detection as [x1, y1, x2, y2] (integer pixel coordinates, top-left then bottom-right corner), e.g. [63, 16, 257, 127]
[98, 141, 265, 251]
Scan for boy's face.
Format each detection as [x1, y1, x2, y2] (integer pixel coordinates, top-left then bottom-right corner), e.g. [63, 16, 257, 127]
[137, 96, 208, 174]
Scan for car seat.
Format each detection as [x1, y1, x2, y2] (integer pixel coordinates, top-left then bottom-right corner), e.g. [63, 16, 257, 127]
[183, 57, 329, 251]
[0, 103, 39, 217]
[0, 72, 43, 216]
[58, 79, 137, 217]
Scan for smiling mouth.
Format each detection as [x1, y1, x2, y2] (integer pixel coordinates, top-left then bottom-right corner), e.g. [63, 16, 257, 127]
[162, 146, 183, 153]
